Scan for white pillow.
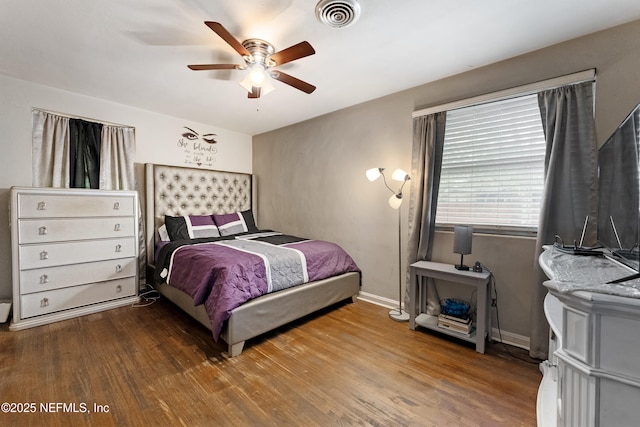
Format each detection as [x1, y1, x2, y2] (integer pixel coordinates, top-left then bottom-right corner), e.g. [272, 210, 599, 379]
[158, 224, 170, 242]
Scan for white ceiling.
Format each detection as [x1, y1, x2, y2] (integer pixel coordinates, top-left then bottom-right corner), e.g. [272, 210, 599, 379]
[2, 0, 640, 136]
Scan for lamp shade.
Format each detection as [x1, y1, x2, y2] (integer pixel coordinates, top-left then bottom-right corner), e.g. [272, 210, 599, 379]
[366, 167, 383, 181]
[391, 168, 409, 182]
[388, 193, 402, 209]
[453, 225, 473, 255]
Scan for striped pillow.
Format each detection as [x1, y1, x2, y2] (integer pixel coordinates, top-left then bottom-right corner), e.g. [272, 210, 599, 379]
[164, 215, 220, 240]
[213, 210, 258, 236]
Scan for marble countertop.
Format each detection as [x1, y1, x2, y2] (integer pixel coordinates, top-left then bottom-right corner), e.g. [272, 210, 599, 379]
[540, 245, 640, 299]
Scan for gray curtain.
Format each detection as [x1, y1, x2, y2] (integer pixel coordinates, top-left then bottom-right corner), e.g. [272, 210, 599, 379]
[531, 81, 597, 359]
[406, 112, 447, 314]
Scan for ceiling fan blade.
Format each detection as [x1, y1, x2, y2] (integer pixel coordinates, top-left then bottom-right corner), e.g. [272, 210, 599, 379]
[248, 86, 261, 98]
[269, 41, 315, 66]
[204, 21, 250, 57]
[188, 64, 242, 71]
[270, 71, 316, 94]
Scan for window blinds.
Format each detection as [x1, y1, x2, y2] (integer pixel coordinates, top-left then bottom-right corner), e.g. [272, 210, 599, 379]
[436, 94, 546, 231]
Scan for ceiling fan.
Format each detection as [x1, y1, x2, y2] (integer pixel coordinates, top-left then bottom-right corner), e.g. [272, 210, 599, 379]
[188, 22, 316, 98]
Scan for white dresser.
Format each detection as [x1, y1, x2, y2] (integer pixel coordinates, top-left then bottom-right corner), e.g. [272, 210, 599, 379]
[538, 246, 640, 427]
[9, 187, 139, 331]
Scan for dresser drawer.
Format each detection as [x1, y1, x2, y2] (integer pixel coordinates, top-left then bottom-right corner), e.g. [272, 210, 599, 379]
[19, 237, 136, 269]
[20, 277, 137, 319]
[17, 193, 134, 218]
[19, 217, 135, 244]
[20, 258, 137, 294]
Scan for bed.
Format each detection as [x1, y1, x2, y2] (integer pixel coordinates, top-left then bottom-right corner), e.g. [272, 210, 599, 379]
[145, 163, 361, 357]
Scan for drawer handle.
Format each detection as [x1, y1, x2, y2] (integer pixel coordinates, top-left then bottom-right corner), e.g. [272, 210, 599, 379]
[114, 223, 121, 231]
[40, 297, 49, 307]
[39, 226, 48, 235]
[37, 201, 47, 210]
[113, 202, 120, 210]
[40, 251, 49, 260]
[40, 274, 49, 284]
[115, 244, 122, 253]
[115, 264, 122, 273]
[116, 285, 122, 293]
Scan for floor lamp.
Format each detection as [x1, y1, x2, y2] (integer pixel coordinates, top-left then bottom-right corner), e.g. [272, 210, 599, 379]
[366, 167, 411, 322]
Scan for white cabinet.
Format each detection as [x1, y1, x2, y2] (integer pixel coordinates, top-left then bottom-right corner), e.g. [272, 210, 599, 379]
[538, 246, 640, 427]
[10, 187, 139, 330]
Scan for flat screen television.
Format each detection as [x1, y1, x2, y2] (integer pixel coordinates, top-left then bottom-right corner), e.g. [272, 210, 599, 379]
[597, 104, 640, 272]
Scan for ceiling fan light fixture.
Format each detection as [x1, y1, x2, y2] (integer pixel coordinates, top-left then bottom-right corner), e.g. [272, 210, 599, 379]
[249, 64, 267, 86]
[259, 77, 275, 95]
[315, 0, 361, 29]
[189, 22, 316, 98]
[239, 66, 275, 96]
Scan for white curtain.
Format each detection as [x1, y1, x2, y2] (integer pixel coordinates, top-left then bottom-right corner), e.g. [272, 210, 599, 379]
[32, 110, 71, 187]
[99, 124, 144, 287]
[100, 125, 135, 190]
[32, 109, 136, 189]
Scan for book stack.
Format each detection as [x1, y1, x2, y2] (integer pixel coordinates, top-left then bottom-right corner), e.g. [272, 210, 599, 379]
[437, 313, 475, 336]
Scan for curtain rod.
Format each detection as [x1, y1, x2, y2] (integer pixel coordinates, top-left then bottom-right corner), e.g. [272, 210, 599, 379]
[412, 69, 596, 118]
[32, 108, 136, 129]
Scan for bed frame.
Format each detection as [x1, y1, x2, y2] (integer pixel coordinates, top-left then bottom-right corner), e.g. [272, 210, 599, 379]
[145, 163, 360, 357]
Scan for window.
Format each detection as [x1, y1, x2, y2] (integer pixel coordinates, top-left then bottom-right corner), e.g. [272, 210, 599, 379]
[435, 94, 546, 234]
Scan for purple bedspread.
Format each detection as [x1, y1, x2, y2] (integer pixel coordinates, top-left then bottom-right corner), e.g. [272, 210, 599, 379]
[161, 234, 360, 340]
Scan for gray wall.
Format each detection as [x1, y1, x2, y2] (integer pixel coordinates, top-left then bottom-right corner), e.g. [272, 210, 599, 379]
[253, 19, 640, 342]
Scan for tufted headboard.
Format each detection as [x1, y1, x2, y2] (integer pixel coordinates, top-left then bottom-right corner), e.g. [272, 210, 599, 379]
[144, 163, 255, 266]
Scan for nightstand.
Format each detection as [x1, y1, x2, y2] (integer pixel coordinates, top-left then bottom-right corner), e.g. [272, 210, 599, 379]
[409, 260, 491, 353]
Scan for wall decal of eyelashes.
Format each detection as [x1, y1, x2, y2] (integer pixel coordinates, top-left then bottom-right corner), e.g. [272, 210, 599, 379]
[181, 126, 217, 144]
[178, 126, 218, 168]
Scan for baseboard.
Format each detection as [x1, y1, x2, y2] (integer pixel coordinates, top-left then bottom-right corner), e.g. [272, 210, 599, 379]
[490, 328, 530, 350]
[356, 291, 398, 310]
[357, 291, 531, 351]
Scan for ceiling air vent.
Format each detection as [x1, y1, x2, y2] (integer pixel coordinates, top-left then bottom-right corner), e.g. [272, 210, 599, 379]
[315, 0, 361, 29]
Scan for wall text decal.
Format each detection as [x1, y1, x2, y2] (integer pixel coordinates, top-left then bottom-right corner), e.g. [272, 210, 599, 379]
[177, 126, 218, 167]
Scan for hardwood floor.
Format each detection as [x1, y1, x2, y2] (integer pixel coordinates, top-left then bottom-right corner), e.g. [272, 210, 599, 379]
[0, 298, 541, 426]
